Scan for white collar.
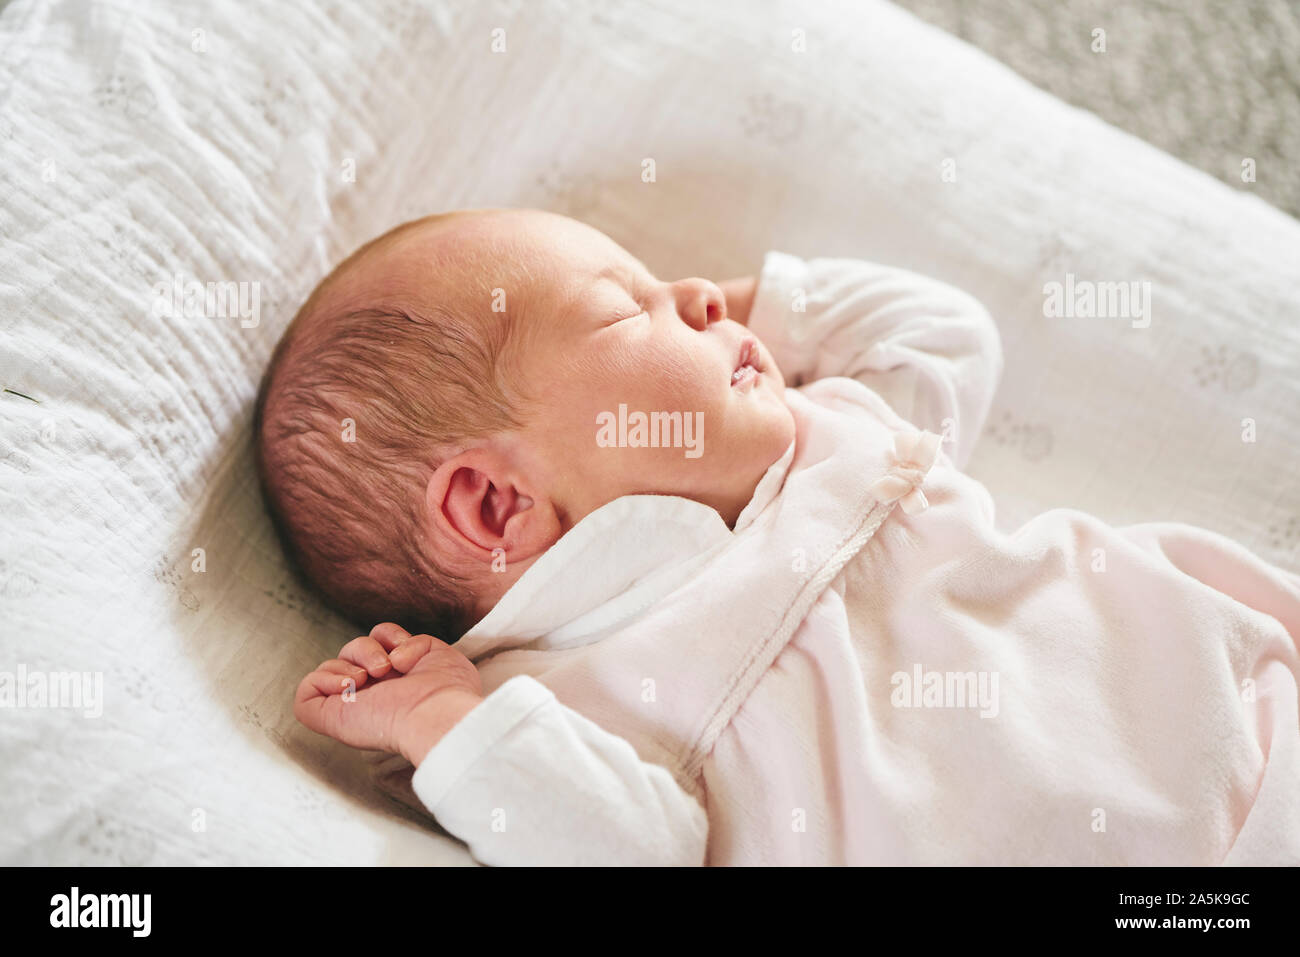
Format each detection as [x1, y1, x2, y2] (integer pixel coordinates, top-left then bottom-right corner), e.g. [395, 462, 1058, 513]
[453, 437, 797, 659]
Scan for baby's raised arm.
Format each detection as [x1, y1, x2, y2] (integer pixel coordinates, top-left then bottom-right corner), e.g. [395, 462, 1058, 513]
[736, 252, 1003, 469]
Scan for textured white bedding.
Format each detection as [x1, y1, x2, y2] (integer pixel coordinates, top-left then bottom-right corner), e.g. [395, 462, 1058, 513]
[1, 0, 1297, 866]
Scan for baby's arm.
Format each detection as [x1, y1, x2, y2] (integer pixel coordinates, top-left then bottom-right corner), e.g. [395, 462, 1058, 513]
[735, 252, 1003, 469]
[294, 624, 708, 866]
[409, 675, 709, 867]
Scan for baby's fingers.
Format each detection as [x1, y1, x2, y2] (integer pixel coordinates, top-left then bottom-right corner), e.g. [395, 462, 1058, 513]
[338, 635, 393, 678]
[296, 660, 368, 704]
[388, 633, 434, 673]
[369, 622, 412, 652]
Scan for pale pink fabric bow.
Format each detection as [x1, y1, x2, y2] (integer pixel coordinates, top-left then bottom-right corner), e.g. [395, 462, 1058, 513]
[867, 429, 943, 515]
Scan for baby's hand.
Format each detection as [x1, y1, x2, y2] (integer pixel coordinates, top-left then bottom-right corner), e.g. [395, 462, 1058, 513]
[294, 622, 484, 766]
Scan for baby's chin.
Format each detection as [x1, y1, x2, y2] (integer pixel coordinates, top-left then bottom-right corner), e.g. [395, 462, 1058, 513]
[747, 376, 796, 452]
[728, 397, 797, 506]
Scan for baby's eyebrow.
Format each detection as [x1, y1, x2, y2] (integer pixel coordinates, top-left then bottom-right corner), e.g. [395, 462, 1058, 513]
[553, 267, 634, 324]
[591, 262, 640, 289]
[577, 266, 647, 313]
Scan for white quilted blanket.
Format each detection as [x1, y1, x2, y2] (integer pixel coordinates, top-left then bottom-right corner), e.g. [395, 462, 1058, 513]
[2, 0, 1298, 865]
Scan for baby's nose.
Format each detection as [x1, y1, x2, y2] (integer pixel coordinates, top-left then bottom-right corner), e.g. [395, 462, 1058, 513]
[674, 278, 726, 330]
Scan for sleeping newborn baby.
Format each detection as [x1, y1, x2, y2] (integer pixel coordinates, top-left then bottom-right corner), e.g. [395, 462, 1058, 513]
[256, 207, 1300, 866]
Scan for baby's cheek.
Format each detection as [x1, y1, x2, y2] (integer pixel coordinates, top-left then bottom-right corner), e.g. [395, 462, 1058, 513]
[654, 358, 712, 408]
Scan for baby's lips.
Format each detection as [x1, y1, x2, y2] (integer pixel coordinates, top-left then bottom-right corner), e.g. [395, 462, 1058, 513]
[734, 335, 761, 374]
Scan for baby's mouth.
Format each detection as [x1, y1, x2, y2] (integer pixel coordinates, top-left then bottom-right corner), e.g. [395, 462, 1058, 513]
[732, 336, 762, 389]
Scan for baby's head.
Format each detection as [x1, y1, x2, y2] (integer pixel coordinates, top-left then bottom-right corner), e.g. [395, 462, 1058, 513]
[254, 208, 794, 641]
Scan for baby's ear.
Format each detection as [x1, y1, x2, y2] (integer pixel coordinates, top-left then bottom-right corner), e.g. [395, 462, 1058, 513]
[431, 456, 506, 546]
[423, 447, 530, 546]
[425, 447, 559, 563]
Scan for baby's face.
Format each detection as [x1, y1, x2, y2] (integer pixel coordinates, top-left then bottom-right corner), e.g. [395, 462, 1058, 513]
[493, 210, 794, 527]
[408, 209, 796, 613]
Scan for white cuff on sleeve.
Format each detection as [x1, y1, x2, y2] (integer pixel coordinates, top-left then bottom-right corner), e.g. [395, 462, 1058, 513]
[409, 674, 554, 810]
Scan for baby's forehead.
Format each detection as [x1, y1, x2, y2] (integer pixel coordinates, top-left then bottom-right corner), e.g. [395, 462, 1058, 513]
[424, 212, 644, 309]
[318, 211, 645, 355]
[319, 215, 523, 320]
